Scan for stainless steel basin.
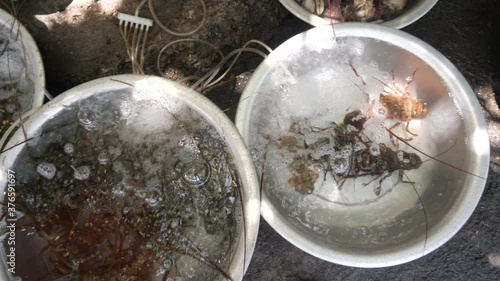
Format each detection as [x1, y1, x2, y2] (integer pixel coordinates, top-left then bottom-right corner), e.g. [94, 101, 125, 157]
[236, 23, 489, 267]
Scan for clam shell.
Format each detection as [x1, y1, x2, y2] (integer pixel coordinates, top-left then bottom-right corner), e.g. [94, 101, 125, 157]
[383, 0, 408, 12]
[302, 0, 325, 16]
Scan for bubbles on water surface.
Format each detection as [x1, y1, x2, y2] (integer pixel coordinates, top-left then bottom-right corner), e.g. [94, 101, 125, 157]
[377, 107, 387, 117]
[353, 141, 367, 152]
[162, 254, 174, 270]
[122, 206, 131, 214]
[78, 104, 101, 130]
[63, 143, 74, 154]
[370, 143, 381, 156]
[359, 225, 370, 236]
[97, 151, 111, 165]
[346, 124, 359, 133]
[181, 160, 211, 187]
[347, 38, 365, 57]
[331, 153, 350, 175]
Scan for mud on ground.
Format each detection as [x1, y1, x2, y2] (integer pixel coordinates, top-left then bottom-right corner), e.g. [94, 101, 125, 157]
[14, 0, 291, 96]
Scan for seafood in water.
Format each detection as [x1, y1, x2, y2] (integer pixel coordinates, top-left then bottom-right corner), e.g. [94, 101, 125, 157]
[288, 154, 322, 194]
[376, 71, 428, 123]
[343, 141, 422, 195]
[370, 71, 428, 137]
[298, 0, 409, 22]
[343, 0, 408, 22]
[302, 0, 325, 15]
[270, 110, 422, 196]
[277, 107, 484, 196]
[330, 109, 366, 151]
[324, 110, 423, 195]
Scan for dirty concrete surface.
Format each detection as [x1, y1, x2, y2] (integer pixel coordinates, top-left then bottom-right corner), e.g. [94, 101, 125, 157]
[4, 0, 500, 280]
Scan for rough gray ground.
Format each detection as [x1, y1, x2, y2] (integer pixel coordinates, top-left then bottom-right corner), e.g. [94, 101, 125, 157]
[4, 0, 500, 280]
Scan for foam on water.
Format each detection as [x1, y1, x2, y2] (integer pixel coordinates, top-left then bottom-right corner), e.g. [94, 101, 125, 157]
[347, 38, 365, 57]
[427, 97, 462, 143]
[331, 153, 349, 175]
[116, 98, 178, 146]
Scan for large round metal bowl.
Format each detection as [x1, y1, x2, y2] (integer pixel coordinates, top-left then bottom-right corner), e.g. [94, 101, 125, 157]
[0, 75, 260, 280]
[235, 23, 489, 267]
[279, 0, 438, 29]
[0, 8, 45, 114]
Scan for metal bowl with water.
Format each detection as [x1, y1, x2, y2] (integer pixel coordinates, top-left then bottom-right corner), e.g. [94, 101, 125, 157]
[279, 0, 438, 29]
[0, 75, 260, 280]
[235, 23, 489, 267]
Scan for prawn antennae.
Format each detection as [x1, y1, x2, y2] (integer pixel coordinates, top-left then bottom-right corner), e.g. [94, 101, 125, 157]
[385, 127, 485, 180]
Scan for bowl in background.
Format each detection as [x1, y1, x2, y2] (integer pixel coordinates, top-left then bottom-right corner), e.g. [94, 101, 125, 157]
[279, 0, 439, 29]
[0, 8, 45, 124]
[1, 7, 45, 147]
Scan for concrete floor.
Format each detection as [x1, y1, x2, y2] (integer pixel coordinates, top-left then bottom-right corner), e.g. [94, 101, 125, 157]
[244, 1, 500, 280]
